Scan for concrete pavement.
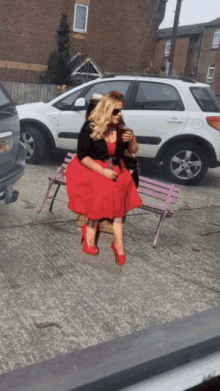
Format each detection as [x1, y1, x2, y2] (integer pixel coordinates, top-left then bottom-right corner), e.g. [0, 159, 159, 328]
[0, 156, 220, 375]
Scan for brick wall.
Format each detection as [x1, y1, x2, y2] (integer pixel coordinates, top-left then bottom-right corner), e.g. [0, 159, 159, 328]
[154, 25, 220, 93]
[0, 0, 69, 64]
[0, 0, 69, 82]
[197, 29, 219, 85]
[69, 0, 159, 73]
[0, 0, 161, 83]
[212, 49, 220, 93]
[0, 68, 39, 83]
[154, 39, 167, 70]
[184, 35, 200, 77]
[154, 37, 189, 75]
[212, 47, 220, 93]
[172, 37, 189, 75]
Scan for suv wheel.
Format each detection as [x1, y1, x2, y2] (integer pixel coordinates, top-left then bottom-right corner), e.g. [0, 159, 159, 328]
[20, 126, 45, 164]
[163, 143, 209, 185]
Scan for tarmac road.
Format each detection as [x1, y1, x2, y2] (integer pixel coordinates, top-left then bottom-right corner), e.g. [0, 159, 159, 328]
[0, 154, 220, 375]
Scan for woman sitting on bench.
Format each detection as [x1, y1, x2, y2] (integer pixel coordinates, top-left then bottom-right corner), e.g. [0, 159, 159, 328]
[65, 91, 142, 266]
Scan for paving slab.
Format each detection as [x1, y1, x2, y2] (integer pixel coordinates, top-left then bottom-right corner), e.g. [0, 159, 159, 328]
[0, 160, 220, 375]
[75, 229, 122, 274]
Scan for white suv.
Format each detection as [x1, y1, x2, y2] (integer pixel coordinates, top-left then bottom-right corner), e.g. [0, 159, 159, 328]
[17, 74, 220, 185]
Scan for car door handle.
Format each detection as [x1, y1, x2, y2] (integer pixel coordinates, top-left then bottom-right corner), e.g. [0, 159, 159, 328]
[167, 119, 183, 124]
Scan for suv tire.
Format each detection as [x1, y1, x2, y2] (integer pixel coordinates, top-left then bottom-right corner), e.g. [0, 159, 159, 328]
[20, 125, 45, 164]
[163, 142, 209, 185]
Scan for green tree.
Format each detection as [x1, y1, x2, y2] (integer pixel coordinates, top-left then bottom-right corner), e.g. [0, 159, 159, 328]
[40, 14, 73, 85]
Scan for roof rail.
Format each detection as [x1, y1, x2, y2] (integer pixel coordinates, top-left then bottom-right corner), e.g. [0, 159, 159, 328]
[102, 73, 196, 83]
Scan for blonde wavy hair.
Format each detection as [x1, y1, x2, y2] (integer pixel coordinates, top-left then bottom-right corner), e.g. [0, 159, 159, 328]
[88, 91, 124, 140]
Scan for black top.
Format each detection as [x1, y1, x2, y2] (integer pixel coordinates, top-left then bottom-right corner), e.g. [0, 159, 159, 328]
[77, 121, 129, 168]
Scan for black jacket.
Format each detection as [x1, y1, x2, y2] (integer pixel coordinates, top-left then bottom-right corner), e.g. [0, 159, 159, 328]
[77, 121, 129, 169]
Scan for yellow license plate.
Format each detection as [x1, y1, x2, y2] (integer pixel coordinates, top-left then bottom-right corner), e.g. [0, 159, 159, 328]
[0, 137, 9, 152]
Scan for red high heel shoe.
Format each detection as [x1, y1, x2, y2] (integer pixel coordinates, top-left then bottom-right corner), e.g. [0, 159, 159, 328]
[111, 241, 126, 266]
[80, 224, 99, 256]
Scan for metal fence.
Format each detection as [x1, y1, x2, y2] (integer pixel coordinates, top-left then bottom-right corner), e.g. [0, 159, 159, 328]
[0, 81, 73, 105]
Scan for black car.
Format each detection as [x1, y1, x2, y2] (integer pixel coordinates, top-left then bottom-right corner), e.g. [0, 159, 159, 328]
[0, 82, 26, 204]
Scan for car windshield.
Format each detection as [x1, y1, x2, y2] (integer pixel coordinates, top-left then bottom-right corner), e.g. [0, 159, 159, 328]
[190, 87, 220, 113]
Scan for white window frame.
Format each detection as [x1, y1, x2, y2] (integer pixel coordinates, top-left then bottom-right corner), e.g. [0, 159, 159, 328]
[212, 28, 220, 49]
[165, 40, 171, 57]
[190, 65, 195, 77]
[73, 3, 89, 33]
[206, 64, 215, 83]
[71, 58, 102, 78]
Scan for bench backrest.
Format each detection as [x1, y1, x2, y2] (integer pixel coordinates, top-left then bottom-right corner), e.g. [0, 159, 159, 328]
[62, 153, 76, 169]
[138, 175, 180, 209]
[52, 153, 76, 183]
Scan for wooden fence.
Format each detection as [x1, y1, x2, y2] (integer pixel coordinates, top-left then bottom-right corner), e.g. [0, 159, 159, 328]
[0, 81, 73, 105]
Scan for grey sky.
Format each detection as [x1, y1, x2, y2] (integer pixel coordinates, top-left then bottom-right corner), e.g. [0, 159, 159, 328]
[159, 0, 220, 29]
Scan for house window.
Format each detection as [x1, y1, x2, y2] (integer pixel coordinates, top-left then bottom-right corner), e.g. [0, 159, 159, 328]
[206, 64, 215, 83]
[165, 40, 171, 57]
[190, 65, 195, 77]
[73, 3, 89, 33]
[212, 29, 220, 49]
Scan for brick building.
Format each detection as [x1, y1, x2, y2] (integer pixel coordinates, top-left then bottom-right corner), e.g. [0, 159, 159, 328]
[0, 0, 168, 84]
[154, 17, 220, 93]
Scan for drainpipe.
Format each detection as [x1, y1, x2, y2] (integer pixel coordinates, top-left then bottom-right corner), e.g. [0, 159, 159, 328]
[195, 27, 205, 81]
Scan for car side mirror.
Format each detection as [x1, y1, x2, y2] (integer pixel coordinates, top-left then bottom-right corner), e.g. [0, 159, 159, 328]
[74, 97, 86, 108]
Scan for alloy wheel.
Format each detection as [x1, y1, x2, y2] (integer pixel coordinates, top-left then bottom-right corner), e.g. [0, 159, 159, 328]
[20, 131, 35, 160]
[170, 149, 202, 180]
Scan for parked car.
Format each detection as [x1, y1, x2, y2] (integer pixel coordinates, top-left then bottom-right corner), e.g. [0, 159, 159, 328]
[17, 74, 220, 185]
[0, 82, 26, 204]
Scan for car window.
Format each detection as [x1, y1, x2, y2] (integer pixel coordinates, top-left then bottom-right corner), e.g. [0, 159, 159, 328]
[133, 82, 185, 111]
[190, 87, 220, 113]
[55, 89, 83, 108]
[83, 81, 131, 104]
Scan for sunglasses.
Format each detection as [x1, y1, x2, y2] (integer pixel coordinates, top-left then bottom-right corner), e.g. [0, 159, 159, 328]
[112, 108, 122, 116]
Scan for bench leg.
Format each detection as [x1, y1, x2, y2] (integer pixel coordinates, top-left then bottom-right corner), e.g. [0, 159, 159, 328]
[37, 179, 55, 213]
[49, 184, 61, 212]
[153, 210, 168, 248]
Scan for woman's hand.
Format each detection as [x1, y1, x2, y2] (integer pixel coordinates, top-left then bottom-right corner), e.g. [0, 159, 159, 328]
[121, 130, 134, 143]
[121, 128, 138, 154]
[103, 168, 118, 180]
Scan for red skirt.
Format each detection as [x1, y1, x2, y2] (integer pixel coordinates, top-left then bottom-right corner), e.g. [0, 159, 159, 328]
[65, 155, 142, 220]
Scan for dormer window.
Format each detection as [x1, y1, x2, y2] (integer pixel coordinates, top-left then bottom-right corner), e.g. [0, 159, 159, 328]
[212, 29, 220, 49]
[165, 40, 171, 57]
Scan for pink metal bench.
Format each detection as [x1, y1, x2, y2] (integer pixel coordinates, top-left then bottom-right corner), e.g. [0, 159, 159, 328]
[137, 176, 180, 247]
[37, 153, 180, 247]
[37, 152, 75, 213]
